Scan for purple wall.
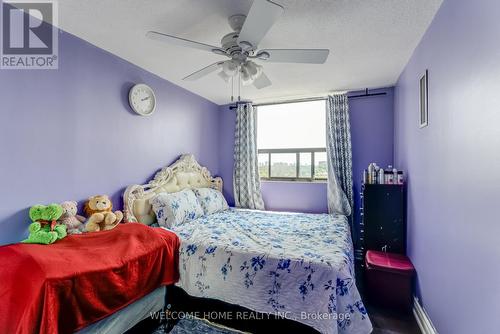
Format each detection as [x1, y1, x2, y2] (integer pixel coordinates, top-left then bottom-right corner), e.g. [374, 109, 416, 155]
[218, 87, 394, 226]
[260, 182, 328, 214]
[394, 1, 500, 333]
[0, 30, 220, 246]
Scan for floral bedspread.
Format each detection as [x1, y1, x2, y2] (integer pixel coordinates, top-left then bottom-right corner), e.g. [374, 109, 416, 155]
[166, 209, 372, 334]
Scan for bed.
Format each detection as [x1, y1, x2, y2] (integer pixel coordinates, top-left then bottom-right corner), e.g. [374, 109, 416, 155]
[124, 154, 372, 334]
[0, 223, 179, 334]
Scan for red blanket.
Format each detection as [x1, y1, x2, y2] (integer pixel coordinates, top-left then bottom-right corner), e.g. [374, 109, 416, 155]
[0, 223, 179, 334]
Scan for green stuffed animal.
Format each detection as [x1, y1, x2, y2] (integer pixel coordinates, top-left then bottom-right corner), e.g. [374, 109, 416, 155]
[23, 204, 67, 245]
[29, 204, 63, 222]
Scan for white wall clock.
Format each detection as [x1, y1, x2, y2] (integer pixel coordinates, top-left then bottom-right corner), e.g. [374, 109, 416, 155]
[129, 84, 156, 116]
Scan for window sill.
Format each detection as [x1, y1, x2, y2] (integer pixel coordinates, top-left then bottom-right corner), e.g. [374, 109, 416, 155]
[261, 179, 328, 184]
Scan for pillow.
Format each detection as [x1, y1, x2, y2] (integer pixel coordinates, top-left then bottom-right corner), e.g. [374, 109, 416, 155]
[193, 188, 229, 215]
[150, 189, 204, 228]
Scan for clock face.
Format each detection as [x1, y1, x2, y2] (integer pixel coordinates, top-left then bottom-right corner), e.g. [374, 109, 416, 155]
[129, 84, 156, 116]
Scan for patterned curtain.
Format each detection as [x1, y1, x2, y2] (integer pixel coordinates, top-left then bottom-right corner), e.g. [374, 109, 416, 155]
[326, 94, 353, 216]
[233, 103, 265, 210]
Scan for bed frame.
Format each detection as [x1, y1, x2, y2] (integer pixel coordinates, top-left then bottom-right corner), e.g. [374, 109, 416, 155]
[123, 154, 222, 224]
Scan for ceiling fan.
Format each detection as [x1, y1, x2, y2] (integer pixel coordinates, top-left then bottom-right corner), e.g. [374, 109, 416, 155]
[146, 0, 329, 96]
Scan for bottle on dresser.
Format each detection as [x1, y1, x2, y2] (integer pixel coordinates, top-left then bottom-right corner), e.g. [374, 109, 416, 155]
[378, 168, 385, 184]
[385, 165, 394, 184]
[367, 163, 376, 184]
[397, 171, 404, 185]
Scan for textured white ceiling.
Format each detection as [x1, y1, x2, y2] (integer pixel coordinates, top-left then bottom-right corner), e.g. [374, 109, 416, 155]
[56, 0, 443, 105]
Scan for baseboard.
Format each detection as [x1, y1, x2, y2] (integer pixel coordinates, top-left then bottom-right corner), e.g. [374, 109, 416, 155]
[413, 296, 438, 334]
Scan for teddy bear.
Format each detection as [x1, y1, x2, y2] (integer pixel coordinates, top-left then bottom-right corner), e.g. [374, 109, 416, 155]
[83, 195, 123, 232]
[59, 201, 86, 234]
[23, 204, 67, 244]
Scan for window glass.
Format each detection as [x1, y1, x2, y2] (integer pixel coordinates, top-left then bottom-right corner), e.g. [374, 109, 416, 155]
[299, 152, 312, 178]
[257, 100, 326, 149]
[257, 100, 327, 181]
[270, 153, 296, 178]
[314, 152, 328, 179]
[258, 153, 269, 178]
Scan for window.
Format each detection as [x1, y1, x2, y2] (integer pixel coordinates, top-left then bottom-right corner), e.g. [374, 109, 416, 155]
[257, 100, 327, 181]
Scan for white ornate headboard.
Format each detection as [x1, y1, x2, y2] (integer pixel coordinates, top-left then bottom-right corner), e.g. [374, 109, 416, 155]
[123, 154, 223, 225]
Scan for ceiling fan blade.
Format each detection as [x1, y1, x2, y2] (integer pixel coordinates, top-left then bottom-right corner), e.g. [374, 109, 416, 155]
[237, 0, 284, 50]
[253, 72, 272, 89]
[147, 31, 227, 56]
[259, 49, 330, 64]
[183, 62, 225, 81]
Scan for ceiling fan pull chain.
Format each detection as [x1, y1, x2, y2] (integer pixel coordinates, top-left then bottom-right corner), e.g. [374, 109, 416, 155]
[231, 76, 234, 102]
[238, 69, 241, 102]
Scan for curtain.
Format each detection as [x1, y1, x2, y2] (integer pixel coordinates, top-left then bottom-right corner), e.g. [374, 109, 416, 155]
[326, 94, 353, 216]
[233, 103, 265, 210]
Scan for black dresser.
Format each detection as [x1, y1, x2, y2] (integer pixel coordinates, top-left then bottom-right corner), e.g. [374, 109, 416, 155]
[355, 184, 406, 268]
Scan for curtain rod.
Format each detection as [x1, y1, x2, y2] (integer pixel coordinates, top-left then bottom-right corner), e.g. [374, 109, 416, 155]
[228, 89, 386, 110]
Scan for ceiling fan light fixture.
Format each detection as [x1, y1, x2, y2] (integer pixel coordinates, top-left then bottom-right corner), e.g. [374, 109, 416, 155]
[254, 65, 263, 80]
[245, 61, 257, 75]
[245, 61, 263, 80]
[222, 60, 238, 76]
[240, 66, 253, 86]
[218, 71, 231, 82]
[241, 77, 253, 86]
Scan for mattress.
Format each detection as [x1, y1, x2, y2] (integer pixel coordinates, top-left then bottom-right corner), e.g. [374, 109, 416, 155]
[166, 208, 372, 334]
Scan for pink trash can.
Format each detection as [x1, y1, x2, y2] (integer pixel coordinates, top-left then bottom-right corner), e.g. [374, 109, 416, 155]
[365, 250, 415, 312]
